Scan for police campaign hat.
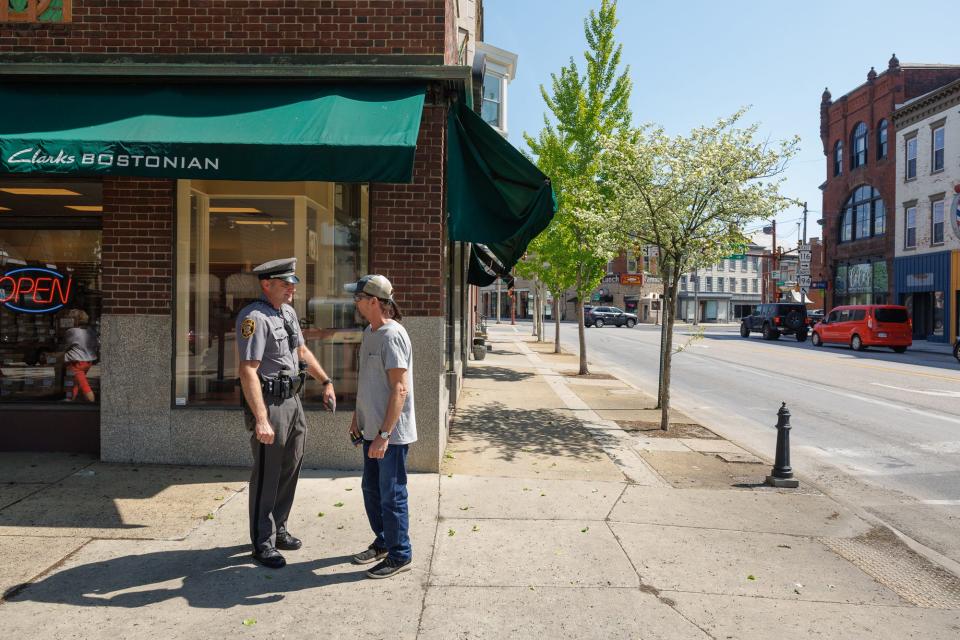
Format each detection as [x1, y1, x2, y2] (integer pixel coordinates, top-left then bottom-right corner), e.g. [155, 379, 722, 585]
[253, 257, 300, 284]
[343, 274, 393, 301]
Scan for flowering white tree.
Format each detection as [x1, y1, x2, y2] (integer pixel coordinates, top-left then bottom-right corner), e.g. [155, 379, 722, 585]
[603, 109, 799, 429]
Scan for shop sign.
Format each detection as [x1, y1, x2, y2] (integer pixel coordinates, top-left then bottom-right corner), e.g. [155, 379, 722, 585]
[620, 274, 643, 285]
[905, 272, 934, 288]
[3, 146, 220, 174]
[601, 274, 620, 284]
[0, 267, 73, 314]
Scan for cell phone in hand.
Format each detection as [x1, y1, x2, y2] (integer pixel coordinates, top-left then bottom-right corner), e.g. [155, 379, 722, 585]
[350, 429, 364, 447]
[324, 395, 337, 413]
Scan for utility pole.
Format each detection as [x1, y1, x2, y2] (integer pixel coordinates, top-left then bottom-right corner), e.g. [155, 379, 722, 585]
[771, 219, 778, 303]
[802, 201, 808, 245]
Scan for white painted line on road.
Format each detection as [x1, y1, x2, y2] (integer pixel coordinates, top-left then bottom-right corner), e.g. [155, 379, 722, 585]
[681, 351, 960, 429]
[870, 382, 960, 398]
[920, 499, 960, 506]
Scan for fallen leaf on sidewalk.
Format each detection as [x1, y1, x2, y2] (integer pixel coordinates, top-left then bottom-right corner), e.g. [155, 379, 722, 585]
[214, 496, 224, 501]
[581, 527, 589, 533]
[345, 488, 353, 491]
[472, 525, 479, 532]
[337, 525, 344, 530]
[444, 453, 455, 459]
[318, 512, 325, 517]
[747, 575, 756, 581]
[459, 506, 470, 511]
[540, 493, 546, 497]
[448, 529, 456, 536]
[242, 619, 256, 626]
[334, 502, 344, 507]
[202, 513, 214, 521]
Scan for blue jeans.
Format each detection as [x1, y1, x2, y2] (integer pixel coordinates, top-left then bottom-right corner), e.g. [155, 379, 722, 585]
[361, 440, 411, 562]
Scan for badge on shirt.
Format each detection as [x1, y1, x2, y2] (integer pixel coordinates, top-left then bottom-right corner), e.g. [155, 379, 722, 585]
[241, 318, 256, 338]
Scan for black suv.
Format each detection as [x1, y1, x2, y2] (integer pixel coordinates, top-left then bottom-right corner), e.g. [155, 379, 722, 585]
[740, 303, 809, 341]
[585, 306, 637, 328]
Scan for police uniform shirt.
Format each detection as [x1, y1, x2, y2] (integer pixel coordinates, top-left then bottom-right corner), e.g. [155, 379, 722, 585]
[236, 297, 304, 379]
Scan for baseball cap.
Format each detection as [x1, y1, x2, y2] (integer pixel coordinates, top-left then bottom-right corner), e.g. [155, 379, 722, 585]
[343, 274, 394, 301]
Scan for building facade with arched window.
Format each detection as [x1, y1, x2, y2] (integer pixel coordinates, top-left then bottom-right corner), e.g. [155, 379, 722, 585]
[820, 56, 960, 312]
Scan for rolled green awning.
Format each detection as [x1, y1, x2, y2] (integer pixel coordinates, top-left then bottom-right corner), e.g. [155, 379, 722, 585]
[0, 82, 426, 182]
[447, 100, 556, 282]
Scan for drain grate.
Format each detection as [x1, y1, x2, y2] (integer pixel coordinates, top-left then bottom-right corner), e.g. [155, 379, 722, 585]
[822, 527, 960, 609]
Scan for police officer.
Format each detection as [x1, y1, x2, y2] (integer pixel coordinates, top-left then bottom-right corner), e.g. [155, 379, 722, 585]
[236, 257, 336, 569]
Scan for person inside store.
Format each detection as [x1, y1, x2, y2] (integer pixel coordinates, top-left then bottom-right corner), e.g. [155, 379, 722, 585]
[345, 274, 417, 579]
[64, 309, 99, 403]
[236, 257, 337, 569]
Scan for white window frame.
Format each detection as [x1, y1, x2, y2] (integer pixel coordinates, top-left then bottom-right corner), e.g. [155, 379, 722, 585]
[905, 205, 917, 249]
[932, 126, 945, 173]
[932, 199, 945, 245]
[905, 136, 918, 180]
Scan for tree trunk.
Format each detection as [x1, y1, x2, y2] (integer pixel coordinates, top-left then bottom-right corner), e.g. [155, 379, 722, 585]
[660, 267, 678, 431]
[554, 289, 562, 354]
[656, 286, 668, 409]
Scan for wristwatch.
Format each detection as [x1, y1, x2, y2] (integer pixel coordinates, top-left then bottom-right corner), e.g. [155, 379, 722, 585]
[378, 430, 392, 441]
[320, 379, 333, 386]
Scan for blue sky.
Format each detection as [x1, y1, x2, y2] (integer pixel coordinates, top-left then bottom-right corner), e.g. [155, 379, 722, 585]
[483, 0, 955, 248]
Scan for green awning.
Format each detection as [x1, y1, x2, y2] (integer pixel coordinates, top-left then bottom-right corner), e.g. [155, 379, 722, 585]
[447, 101, 556, 281]
[0, 82, 426, 182]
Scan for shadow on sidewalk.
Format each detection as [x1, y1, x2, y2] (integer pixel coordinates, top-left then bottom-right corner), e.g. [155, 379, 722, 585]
[464, 366, 534, 383]
[7, 545, 364, 608]
[450, 401, 605, 462]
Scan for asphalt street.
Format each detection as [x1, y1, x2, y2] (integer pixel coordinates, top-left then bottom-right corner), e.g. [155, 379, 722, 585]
[531, 319, 960, 566]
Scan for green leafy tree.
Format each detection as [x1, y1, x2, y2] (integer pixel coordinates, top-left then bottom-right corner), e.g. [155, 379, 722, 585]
[514, 223, 577, 353]
[523, 0, 632, 374]
[603, 108, 799, 429]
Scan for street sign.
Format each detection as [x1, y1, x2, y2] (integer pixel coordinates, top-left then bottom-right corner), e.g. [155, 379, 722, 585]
[797, 275, 812, 287]
[798, 250, 812, 264]
[725, 254, 745, 260]
[800, 286, 809, 297]
[810, 280, 827, 289]
[772, 270, 781, 279]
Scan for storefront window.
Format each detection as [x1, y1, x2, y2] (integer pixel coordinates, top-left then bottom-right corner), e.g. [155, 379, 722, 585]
[174, 180, 368, 408]
[1, 226, 102, 404]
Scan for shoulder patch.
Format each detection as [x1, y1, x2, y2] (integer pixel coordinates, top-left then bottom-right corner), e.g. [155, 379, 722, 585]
[241, 318, 256, 338]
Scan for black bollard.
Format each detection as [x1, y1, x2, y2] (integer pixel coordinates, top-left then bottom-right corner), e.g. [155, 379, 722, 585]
[765, 402, 799, 488]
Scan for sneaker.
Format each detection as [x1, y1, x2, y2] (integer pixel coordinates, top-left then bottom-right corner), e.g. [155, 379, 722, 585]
[351, 544, 388, 565]
[365, 557, 411, 579]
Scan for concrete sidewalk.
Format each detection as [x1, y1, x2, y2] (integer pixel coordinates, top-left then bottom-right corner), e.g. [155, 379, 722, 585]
[2, 324, 959, 638]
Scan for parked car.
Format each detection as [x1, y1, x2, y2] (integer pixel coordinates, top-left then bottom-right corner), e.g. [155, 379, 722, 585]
[954, 338, 960, 364]
[585, 306, 637, 328]
[811, 305, 912, 352]
[740, 303, 810, 341]
[808, 309, 825, 324]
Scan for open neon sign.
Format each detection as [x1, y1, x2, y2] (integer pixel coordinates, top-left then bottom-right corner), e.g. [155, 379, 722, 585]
[0, 267, 74, 314]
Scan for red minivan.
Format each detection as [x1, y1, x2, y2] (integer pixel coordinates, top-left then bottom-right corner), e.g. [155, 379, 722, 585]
[811, 305, 912, 352]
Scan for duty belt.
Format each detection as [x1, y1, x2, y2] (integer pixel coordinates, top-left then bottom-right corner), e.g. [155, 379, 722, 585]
[259, 363, 307, 400]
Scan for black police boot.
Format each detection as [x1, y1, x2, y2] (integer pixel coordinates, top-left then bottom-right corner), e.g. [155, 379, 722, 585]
[252, 546, 286, 569]
[275, 530, 302, 551]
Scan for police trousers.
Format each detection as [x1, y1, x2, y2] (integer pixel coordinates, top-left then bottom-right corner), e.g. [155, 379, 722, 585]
[244, 394, 307, 554]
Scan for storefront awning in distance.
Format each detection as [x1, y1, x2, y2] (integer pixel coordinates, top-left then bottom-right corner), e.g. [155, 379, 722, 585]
[0, 83, 426, 182]
[446, 100, 556, 283]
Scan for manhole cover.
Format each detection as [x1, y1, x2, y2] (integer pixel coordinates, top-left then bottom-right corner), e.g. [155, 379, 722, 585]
[617, 421, 720, 439]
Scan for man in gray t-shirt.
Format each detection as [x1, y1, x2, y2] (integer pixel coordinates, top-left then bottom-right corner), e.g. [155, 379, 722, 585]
[344, 274, 417, 579]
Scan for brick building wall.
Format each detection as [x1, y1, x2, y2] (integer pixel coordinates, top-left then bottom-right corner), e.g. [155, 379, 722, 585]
[0, 0, 448, 56]
[101, 177, 174, 315]
[819, 57, 960, 308]
[370, 101, 446, 317]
